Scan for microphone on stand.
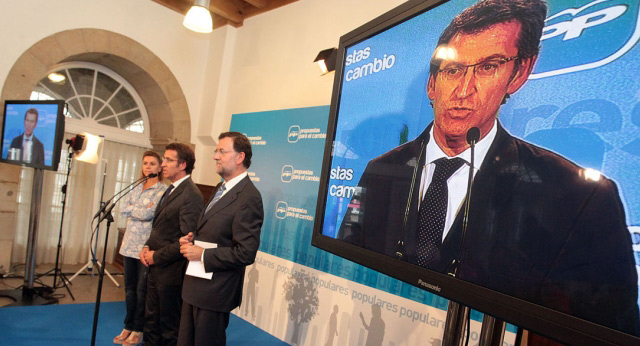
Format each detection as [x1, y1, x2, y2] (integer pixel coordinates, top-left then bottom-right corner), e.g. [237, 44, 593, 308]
[92, 173, 158, 220]
[448, 127, 480, 277]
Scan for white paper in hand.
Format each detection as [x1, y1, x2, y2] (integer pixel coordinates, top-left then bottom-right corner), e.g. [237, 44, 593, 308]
[185, 240, 217, 279]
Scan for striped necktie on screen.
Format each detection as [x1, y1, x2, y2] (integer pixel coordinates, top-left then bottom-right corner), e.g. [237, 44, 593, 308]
[416, 157, 465, 268]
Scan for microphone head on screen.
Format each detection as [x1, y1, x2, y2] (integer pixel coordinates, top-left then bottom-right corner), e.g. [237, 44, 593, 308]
[466, 127, 480, 145]
[147, 173, 158, 178]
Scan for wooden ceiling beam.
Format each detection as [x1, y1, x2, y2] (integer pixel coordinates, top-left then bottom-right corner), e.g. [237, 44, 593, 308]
[244, 0, 267, 8]
[209, 0, 244, 25]
[242, 0, 298, 18]
[152, 0, 300, 29]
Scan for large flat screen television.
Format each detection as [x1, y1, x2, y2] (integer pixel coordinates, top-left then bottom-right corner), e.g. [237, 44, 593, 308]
[1, 100, 66, 171]
[312, 0, 640, 344]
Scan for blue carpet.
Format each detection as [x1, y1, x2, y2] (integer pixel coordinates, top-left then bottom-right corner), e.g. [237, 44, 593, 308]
[0, 302, 286, 345]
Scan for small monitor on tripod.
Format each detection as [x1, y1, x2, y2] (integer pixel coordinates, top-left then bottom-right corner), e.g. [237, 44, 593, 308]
[1, 100, 66, 171]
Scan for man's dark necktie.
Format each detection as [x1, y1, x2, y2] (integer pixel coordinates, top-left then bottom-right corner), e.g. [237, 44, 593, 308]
[204, 183, 226, 213]
[158, 184, 174, 207]
[416, 157, 465, 267]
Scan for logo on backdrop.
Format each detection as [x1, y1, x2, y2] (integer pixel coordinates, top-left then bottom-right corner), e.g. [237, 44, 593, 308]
[274, 200, 314, 221]
[287, 125, 326, 143]
[281, 164, 320, 183]
[248, 171, 261, 182]
[281, 165, 294, 182]
[276, 201, 288, 219]
[244, 133, 267, 146]
[532, 0, 639, 79]
[288, 126, 300, 143]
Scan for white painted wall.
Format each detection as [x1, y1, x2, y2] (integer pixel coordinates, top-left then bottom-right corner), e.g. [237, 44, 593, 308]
[194, 0, 407, 185]
[0, 0, 408, 185]
[0, 0, 211, 161]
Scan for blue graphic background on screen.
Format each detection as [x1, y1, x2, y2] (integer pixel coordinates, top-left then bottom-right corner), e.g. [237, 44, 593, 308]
[324, 0, 640, 236]
[325, 1, 470, 235]
[2, 103, 59, 166]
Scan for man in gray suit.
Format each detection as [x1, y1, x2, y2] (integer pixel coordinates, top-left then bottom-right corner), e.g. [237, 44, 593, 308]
[178, 132, 264, 346]
[140, 142, 203, 346]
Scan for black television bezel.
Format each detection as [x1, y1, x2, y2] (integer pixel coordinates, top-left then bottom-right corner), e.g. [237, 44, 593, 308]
[1, 100, 66, 171]
[310, 0, 640, 344]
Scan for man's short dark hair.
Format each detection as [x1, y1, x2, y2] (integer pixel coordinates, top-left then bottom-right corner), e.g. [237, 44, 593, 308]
[429, 0, 547, 76]
[25, 108, 39, 122]
[219, 132, 252, 168]
[166, 142, 196, 174]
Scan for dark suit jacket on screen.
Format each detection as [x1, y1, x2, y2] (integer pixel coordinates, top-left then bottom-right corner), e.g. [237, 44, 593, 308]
[182, 176, 264, 312]
[10, 134, 45, 165]
[337, 122, 640, 336]
[145, 177, 204, 285]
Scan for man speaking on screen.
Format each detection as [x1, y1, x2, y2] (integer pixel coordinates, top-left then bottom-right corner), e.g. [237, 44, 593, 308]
[337, 0, 640, 335]
[9, 108, 45, 165]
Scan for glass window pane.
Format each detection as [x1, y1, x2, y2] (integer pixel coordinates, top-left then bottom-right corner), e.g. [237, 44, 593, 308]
[91, 99, 105, 119]
[67, 99, 84, 119]
[95, 105, 115, 121]
[94, 72, 120, 103]
[39, 70, 75, 100]
[118, 109, 141, 130]
[110, 88, 136, 114]
[97, 117, 118, 127]
[125, 120, 144, 133]
[67, 68, 95, 96]
[79, 96, 92, 118]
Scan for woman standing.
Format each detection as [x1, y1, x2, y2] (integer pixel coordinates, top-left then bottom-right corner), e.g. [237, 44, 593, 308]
[114, 151, 167, 345]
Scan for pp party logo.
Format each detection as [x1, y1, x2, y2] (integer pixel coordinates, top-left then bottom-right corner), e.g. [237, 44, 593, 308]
[531, 0, 639, 79]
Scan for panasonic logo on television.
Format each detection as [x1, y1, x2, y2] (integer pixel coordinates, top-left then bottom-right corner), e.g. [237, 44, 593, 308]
[417, 279, 441, 292]
[531, 0, 639, 79]
[344, 46, 396, 82]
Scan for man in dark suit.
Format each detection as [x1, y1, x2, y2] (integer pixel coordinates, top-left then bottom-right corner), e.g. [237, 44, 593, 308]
[337, 0, 639, 336]
[9, 108, 45, 165]
[140, 143, 203, 345]
[178, 132, 264, 346]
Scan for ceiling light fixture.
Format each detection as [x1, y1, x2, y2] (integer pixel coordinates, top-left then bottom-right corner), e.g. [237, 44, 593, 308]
[183, 0, 213, 33]
[47, 72, 66, 83]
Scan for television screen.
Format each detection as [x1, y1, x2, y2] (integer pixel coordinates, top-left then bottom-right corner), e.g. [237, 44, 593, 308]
[1, 100, 66, 171]
[312, 0, 640, 344]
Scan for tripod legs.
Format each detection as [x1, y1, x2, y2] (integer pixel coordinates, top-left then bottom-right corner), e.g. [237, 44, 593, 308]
[69, 259, 121, 288]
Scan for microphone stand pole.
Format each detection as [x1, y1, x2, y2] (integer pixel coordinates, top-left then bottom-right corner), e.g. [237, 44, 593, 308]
[42, 145, 75, 300]
[90, 177, 148, 346]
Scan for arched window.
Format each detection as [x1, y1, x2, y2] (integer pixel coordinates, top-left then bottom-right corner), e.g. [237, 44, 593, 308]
[31, 62, 150, 147]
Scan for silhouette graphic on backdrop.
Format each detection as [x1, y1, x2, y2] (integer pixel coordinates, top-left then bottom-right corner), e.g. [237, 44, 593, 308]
[325, 305, 339, 346]
[360, 304, 385, 346]
[283, 273, 319, 345]
[244, 263, 259, 320]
